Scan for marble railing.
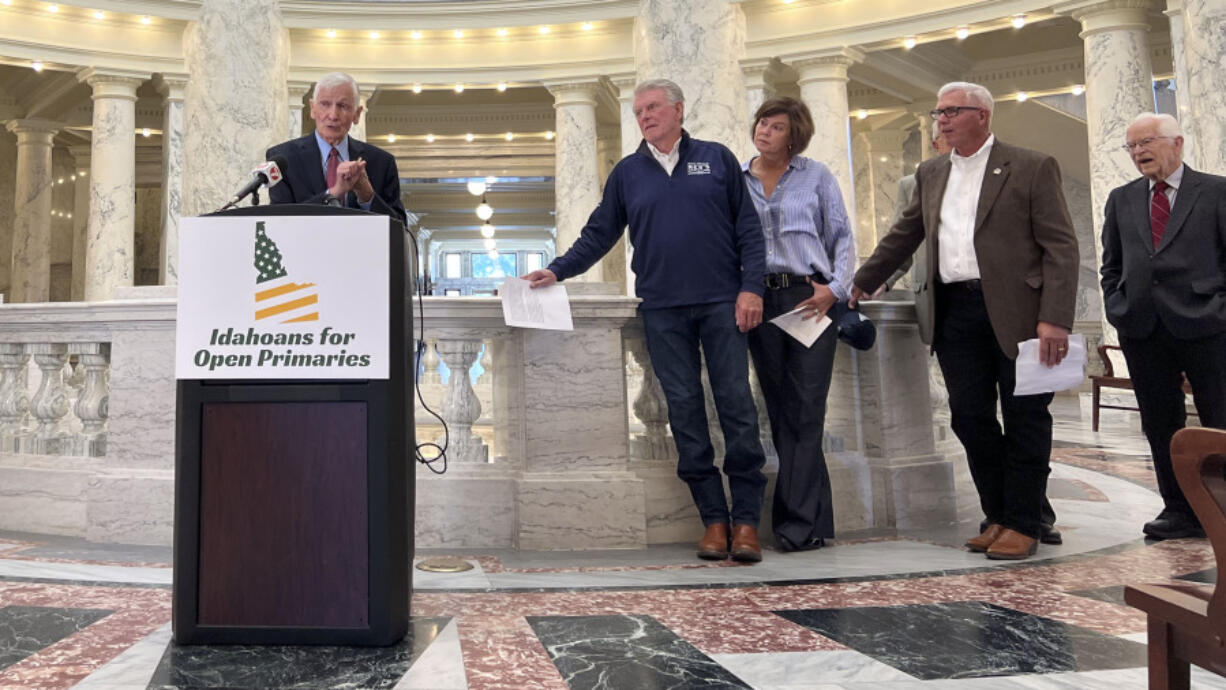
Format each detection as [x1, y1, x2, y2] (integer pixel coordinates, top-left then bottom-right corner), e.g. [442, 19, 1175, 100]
[0, 291, 962, 549]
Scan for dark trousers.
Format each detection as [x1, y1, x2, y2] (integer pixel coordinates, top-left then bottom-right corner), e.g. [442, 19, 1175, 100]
[748, 284, 837, 547]
[641, 302, 768, 527]
[934, 283, 1053, 539]
[1119, 322, 1226, 521]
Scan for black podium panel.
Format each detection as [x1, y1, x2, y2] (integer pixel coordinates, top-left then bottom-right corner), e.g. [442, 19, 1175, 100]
[173, 206, 413, 646]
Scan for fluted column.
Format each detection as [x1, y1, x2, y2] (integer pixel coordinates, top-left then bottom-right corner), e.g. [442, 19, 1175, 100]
[861, 129, 909, 245]
[287, 80, 312, 140]
[5, 119, 59, 303]
[1180, 0, 1226, 172]
[1063, 0, 1154, 343]
[634, 0, 751, 159]
[546, 79, 603, 282]
[68, 147, 90, 301]
[791, 50, 862, 253]
[157, 75, 187, 286]
[181, 0, 289, 217]
[742, 58, 771, 124]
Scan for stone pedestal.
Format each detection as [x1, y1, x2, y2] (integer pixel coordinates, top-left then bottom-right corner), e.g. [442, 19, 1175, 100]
[5, 119, 59, 303]
[546, 80, 604, 282]
[156, 75, 187, 286]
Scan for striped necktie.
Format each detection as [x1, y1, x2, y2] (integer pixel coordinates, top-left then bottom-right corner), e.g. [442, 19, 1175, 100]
[1150, 180, 1170, 249]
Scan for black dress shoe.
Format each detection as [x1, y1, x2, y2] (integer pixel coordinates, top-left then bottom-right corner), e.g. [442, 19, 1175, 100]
[776, 535, 826, 553]
[1143, 515, 1206, 540]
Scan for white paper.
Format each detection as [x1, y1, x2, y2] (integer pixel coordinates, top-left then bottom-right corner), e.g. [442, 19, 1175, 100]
[768, 307, 832, 348]
[500, 277, 574, 331]
[1013, 333, 1087, 396]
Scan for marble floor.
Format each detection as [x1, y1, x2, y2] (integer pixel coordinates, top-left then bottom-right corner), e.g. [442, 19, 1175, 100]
[1, 398, 1223, 689]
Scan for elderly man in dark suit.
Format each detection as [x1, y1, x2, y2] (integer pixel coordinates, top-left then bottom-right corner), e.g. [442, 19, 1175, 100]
[267, 72, 406, 222]
[851, 81, 1079, 560]
[1101, 113, 1226, 541]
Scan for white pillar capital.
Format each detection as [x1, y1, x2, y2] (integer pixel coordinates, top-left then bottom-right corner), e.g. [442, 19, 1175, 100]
[1058, 0, 1154, 35]
[287, 79, 313, 102]
[608, 73, 636, 101]
[789, 48, 865, 84]
[78, 68, 145, 100]
[5, 119, 60, 141]
[544, 79, 603, 108]
[740, 57, 772, 87]
[155, 73, 189, 104]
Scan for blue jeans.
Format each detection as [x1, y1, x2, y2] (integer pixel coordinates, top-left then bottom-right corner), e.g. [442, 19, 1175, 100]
[641, 302, 767, 527]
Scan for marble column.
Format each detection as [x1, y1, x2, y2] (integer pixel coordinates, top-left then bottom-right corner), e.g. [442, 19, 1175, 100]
[1164, 0, 1195, 160]
[742, 58, 771, 124]
[181, 0, 289, 218]
[1065, 0, 1154, 343]
[546, 79, 603, 282]
[861, 129, 909, 245]
[852, 133, 875, 258]
[634, 0, 752, 160]
[1180, 0, 1226, 173]
[612, 74, 639, 297]
[287, 80, 312, 140]
[79, 69, 144, 302]
[915, 113, 934, 162]
[157, 75, 187, 286]
[350, 87, 371, 142]
[791, 50, 863, 252]
[4, 119, 59, 303]
[68, 147, 89, 301]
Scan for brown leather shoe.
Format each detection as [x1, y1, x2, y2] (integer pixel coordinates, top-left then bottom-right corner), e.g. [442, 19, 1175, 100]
[730, 524, 762, 563]
[697, 523, 730, 560]
[986, 528, 1038, 560]
[965, 524, 1005, 552]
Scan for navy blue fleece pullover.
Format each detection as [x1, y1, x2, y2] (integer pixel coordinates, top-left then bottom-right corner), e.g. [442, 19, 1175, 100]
[548, 131, 766, 309]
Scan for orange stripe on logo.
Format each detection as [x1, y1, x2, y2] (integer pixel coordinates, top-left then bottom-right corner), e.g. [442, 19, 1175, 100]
[255, 293, 319, 320]
[282, 312, 320, 323]
[256, 282, 316, 302]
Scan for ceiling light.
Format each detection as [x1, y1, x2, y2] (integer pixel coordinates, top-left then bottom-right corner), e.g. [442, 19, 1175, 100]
[31, 61, 43, 72]
[476, 196, 493, 221]
[955, 25, 969, 40]
[142, 128, 151, 137]
[581, 23, 593, 31]
[465, 132, 474, 142]
[93, 10, 105, 19]
[903, 36, 916, 49]
[326, 30, 336, 38]
[857, 109, 868, 120]
[783, 0, 796, 4]
[497, 82, 507, 92]
[538, 26, 550, 35]
[496, 28, 508, 37]
[410, 31, 422, 40]
[480, 223, 495, 238]
[425, 133, 435, 143]
[1071, 84, 1085, 96]
[1011, 14, 1026, 29]
[454, 83, 464, 93]
[140, 15, 151, 24]
[544, 130, 555, 140]
[1015, 91, 1028, 102]
[70, 174, 76, 181]
[387, 134, 396, 143]
[453, 30, 464, 38]
[46, 4, 58, 12]
[412, 84, 422, 94]
[368, 31, 380, 39]
[66, 213, 71, 218]
[57, 177, 64, 184]
[466, 180, 487, 196]
[0, 1, 13, 6]
[505, 132, 513, 141]
[483, 238, 496, 250]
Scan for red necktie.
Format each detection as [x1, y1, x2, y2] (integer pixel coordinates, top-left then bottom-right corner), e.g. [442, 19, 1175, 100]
[325, 147, 340, 189]
[1151, 180, 1170, 249]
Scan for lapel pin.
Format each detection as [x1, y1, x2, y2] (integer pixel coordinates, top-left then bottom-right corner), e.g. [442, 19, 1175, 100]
[993, 167, 1002, 175]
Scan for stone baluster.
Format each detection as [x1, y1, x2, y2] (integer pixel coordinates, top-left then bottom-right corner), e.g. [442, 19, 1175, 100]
[626, 336, 673, 462]
[421, 340, 442, 384]
[27, 343, 70, 455]
[476, 341, 494, 424]
[435, 339, 488, 463]
[0, 345, 31, 451]
[69, 343, 110, 456]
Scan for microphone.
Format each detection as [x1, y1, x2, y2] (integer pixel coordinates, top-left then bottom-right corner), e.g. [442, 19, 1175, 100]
[220, 156, 287, 210]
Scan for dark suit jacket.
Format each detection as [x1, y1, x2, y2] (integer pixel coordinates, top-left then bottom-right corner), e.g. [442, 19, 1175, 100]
[1101, 166, 1226, 339]
[854, 139, 1080, 359]
[266, 133, 406, 223]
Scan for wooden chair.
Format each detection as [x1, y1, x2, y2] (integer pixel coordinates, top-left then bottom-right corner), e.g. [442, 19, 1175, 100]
[1090, 345, 1195, 432]
[1125, 427, 1226, 689]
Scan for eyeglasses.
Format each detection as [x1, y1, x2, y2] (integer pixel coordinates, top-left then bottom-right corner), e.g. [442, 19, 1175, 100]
[1121, 136, 1173, 152]
[929, 106, 981, 120]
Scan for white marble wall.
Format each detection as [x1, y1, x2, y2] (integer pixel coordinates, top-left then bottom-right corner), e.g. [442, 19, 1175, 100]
[1069, 2, 1154, 344]
[68, 149, 89, 302]
[863, 129, 909, 246]
[0, 133, 15, 295]
[794, 52, 862, 254]
[157, 77, 186, 286]
[634, 0, 752, 160]
[181, 0, 289, 218]
[81, 71, 142, 302]
[1181, 0, 1226, 173]
[5, 120, 58, 303]
[852, 133, 874, 258]
[547, 81, 603, 282]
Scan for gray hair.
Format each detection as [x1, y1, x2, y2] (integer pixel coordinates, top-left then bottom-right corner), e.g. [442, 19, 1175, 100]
[1131, 112, 1182, 137]
[313, 72, 361, 104]
[634, 78, 685, 105]
[937, 81, 994, 112]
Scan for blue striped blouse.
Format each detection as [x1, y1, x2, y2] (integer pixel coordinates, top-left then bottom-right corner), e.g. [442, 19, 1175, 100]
[741, 155, 855, 300]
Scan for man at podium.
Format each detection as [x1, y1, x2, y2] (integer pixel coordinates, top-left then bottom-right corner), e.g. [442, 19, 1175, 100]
[267, 72, 406, 223]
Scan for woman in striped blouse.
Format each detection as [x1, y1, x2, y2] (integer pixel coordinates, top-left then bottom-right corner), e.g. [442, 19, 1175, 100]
[741, 97, 856, 552]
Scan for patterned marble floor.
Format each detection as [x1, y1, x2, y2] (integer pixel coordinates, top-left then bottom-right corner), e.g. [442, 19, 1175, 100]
[2, 398, 1224, 689]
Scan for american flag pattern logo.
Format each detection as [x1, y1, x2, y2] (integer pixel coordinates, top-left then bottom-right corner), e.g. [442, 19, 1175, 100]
[253, 221, 319, 323]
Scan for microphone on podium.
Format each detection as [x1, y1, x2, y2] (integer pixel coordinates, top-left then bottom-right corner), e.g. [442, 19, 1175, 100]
[219, 156, 288, 211]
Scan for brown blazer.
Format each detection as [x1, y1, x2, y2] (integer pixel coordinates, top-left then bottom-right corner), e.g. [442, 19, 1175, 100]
[854, 139, 1079, 359]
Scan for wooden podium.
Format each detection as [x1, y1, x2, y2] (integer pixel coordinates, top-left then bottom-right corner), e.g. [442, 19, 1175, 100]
[172, 205, 413, 645]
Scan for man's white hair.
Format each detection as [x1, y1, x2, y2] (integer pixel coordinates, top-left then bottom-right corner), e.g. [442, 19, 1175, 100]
[1131, 112, 1182, 138]
[937, 81, 995, 112]
[634, 78, 685, 105]
[313, 72, 361, 104]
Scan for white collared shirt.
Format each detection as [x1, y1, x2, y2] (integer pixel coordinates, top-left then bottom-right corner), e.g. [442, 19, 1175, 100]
[647, 138, 680, 176]
[938, 134, 995, 283]
[1150, 163, 1184, 208]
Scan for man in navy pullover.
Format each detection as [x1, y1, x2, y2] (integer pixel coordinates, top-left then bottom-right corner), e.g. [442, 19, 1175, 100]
[523, 79, 769, 563]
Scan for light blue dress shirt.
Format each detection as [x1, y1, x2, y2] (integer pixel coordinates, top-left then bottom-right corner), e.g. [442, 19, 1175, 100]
[741, 155, 855, 300]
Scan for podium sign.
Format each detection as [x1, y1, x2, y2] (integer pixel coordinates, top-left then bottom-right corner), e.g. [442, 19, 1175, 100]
[176, 215, 390, 379]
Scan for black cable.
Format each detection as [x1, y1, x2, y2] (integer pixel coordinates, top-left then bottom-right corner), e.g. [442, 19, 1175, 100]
[405, 227, 449, 474]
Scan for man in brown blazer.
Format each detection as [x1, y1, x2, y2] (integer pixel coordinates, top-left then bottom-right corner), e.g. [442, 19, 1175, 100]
[851, 81, 1079, 560]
